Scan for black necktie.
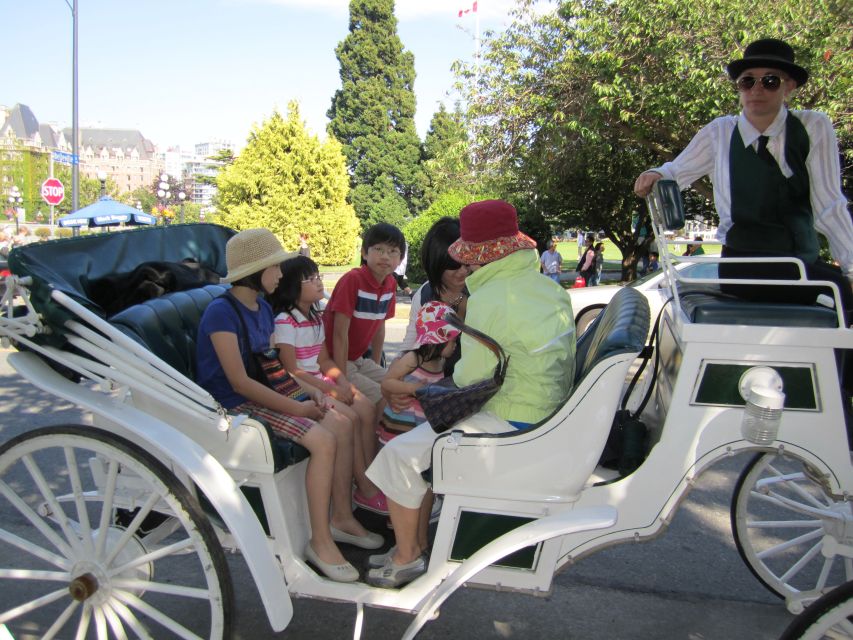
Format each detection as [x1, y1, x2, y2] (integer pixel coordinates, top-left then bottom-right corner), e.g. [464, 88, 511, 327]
[756, 135, 776, 166]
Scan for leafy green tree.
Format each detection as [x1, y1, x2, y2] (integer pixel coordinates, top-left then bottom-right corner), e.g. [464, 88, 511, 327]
[459, 0, 852, 278]
[52, 166, 119, 217]
[197, 148, 235, 187]
[422, 103, 473, 204]
[328, 0, 426, 225]
[214, 103, 361, 265]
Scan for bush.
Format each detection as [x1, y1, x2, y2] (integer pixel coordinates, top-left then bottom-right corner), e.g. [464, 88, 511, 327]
[33, 227, 51, 239]
[402, 190, 479, 283]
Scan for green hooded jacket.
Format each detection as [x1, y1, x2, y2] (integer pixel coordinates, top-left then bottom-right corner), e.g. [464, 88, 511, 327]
[453, 249, 576, 425]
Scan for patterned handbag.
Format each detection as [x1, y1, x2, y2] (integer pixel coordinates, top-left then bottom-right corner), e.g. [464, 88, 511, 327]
[414, 312, 509, 434]
[221, 294, 309, 401]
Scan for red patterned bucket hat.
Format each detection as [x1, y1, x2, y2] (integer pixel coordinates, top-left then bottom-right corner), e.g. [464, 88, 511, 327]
[447, 200, 536, 265]
[415, 301, 462, 347]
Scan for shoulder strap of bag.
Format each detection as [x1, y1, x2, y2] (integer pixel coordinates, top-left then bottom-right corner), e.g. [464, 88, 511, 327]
[620, 299, 671, 417]
[220, 292, 251, 357]
[444, 311, 510, 381]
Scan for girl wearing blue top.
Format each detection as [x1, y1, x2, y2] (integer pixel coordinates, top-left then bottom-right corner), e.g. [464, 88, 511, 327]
[196, 229, 382, 583]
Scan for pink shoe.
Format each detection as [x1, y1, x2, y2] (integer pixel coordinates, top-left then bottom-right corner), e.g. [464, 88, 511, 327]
[353, 490, 389, 515]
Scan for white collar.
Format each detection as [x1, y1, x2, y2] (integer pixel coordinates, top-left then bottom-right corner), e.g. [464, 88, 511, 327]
[737, 106, 787, 146]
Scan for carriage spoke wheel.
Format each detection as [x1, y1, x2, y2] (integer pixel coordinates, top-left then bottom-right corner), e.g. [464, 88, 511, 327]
[732, 452, 853, 604]
[0, 426, 233, 639]
[779, 580, 853, 640]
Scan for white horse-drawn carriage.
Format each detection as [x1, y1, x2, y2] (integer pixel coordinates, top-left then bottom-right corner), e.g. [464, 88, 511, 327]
[0, 182, 851, 639]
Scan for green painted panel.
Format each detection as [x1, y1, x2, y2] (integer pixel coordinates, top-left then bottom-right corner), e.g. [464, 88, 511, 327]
[694, 363, 817, 410]
[450, 511, 538, 569]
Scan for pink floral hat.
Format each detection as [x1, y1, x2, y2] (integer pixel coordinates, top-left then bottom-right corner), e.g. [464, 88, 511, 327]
[447, 199, 537, 265]
[415, 301, 462, 347]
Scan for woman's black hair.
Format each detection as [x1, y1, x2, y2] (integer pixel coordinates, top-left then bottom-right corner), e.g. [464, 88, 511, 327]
[420, 216, 462, 296]
[231, 271, 265, 292]
[268, 256, 322, 323]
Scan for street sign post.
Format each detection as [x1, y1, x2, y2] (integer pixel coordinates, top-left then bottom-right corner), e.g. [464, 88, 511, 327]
[41, 178, 65, 207]
[51, 150, 79, 166]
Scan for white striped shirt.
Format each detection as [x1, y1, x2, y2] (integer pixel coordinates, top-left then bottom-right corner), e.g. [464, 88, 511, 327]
[273, 309, 324, 374]
[653, 107, 853, 279]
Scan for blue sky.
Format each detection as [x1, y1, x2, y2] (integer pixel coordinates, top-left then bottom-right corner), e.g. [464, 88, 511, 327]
[2, 0, 521, 150]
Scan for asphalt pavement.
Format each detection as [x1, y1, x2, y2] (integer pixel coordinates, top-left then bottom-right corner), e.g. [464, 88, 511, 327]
[0, 319, 796, 639]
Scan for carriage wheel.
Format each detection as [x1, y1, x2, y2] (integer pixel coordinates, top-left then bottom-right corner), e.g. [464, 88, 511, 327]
[732, 452, 853, 602]
[0, 425, 233, 639]
[778, 580, 853, 640]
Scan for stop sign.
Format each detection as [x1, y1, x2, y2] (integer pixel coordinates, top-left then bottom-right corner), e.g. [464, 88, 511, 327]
[41, 178, 65, 206]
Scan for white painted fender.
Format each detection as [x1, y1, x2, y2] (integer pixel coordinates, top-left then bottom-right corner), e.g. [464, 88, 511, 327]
[402, 505, 618, 640]
[7, 351, 293, 632]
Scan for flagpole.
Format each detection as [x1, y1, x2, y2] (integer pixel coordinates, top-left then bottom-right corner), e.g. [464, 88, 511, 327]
[474, 2, 480, 84]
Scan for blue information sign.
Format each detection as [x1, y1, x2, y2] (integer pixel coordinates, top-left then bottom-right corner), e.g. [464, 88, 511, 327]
[52, 150, 79, 165]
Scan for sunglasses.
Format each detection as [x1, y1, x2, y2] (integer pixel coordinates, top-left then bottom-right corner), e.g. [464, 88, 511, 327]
[735, 74, 784, 92]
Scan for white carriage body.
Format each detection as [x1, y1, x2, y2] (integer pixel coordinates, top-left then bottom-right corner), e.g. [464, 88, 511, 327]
[0, 192, 851, 639]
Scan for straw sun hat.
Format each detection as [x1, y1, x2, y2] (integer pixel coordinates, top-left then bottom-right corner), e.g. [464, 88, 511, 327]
[221, 228, 296, 284]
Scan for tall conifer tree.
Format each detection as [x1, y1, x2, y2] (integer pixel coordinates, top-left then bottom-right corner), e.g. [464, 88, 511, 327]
[328, 0, 425, 226]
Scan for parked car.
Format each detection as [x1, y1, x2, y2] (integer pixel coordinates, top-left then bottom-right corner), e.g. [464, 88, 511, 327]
[568, 261, 720, 335]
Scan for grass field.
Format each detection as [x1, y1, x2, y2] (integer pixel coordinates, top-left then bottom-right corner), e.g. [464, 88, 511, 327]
[557, 240, 722, 269]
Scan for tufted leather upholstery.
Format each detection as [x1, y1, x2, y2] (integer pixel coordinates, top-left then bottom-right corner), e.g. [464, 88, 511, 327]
[111, 284, 228, 379]
[574, 287, 651, 387]
[110, 284, 309, 471]
[678, 291, 838, 328]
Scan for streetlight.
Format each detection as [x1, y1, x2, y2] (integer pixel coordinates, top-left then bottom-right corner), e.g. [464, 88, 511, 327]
[157, 173, 171, 225]
[7, 186, 23, 234]
[178, 190, 186, 224]
[97, 171, 107, 198]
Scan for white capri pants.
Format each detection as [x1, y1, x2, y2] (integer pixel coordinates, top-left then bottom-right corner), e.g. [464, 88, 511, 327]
[366, 412, 512, 509]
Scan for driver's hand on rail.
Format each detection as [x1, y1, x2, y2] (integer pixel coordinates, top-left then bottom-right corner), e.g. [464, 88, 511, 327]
[634, 171, 663, 197]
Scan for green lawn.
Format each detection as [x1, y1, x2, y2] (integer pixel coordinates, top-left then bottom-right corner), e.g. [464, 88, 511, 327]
[557, 240, 722, 270]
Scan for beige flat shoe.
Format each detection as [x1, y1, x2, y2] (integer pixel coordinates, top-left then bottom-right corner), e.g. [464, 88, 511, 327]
[304, 544, 359, 583]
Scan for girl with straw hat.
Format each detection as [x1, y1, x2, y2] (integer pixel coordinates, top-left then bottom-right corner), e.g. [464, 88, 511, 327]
[196, 229, 383, 583]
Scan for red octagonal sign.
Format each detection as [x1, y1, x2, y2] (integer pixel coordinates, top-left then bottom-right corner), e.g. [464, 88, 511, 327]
[41, 178, 65, 206]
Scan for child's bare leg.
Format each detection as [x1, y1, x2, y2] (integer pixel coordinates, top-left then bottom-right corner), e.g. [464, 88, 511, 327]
[321, 410, 373, 537]
[354, 390, 377, 465]
[298, 426, 347, 565]
[325, 397, 381, 498]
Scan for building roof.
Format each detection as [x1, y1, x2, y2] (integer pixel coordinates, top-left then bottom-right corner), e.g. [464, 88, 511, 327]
[63, 127, 155, 159]
[0, 103, 41, 141]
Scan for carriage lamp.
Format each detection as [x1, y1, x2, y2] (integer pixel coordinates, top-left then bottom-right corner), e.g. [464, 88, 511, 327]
[739, 367, 785, 445]
[741, 386, 785, 445]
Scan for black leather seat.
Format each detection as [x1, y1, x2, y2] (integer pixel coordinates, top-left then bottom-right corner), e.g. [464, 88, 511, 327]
[110, 284, 310, 471]
[574, 287, 651, 387]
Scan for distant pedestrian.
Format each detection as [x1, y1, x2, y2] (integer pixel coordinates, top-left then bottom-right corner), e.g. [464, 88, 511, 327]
[540, 238, 563, 283]
[298, 232, 311, 258]
[577, 234, 596, 284]
[577, 231, 585, 259]
[588, 242, 605, 286]
[394, 251, 413, 296]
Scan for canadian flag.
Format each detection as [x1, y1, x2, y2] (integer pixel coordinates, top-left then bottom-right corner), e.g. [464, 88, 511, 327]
[458, 1, 477, 17]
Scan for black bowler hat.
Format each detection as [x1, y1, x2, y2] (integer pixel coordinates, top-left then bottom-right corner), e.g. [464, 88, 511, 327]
[727, 38, 809, 87]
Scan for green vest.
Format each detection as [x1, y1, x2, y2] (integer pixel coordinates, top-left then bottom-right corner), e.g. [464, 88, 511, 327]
[727, 113, 817, 262]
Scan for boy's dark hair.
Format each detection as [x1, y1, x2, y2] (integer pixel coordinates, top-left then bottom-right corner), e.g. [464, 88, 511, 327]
[269, 256, 322, 323]
[231, 271, 265, 292]
[421, 217, 462, 296]
[594, 242, 604, 251]
[362, 222, 406, 259]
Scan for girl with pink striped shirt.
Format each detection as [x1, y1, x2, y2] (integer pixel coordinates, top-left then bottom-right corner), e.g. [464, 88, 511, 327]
[271, 256, 388, 514]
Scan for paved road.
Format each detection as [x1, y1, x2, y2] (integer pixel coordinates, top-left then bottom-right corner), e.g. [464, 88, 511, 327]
[0, 325, 795, 639]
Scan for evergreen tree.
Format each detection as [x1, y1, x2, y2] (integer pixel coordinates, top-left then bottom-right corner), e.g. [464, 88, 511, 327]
[328, 0, 425, 226]
[423, 103, 473, 204]
[214, 102, 361, 265]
